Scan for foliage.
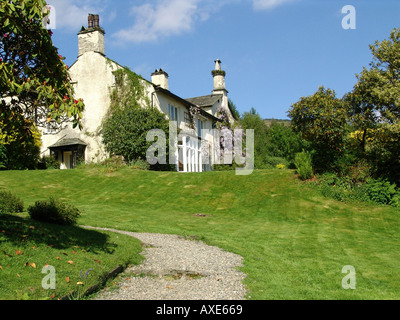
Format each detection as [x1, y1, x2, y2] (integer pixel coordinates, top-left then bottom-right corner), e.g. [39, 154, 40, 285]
[215, 104, 244, 168]
[0, 190, 24, 214]
[344, 28, 400, 185]
[265, 121, 309, 167]
[0, 143, 7, 169]
[102, 104, 171, 167]
[108, 67, 149, 112]
[276, 163, 286, 170]
[129, 158, 150, 170]
[28, 197, 81, 226]
[228, 99, 240, 120]
[102, 67, 172, 169]
[0, 109, 42, 169]
[0, 0, 84, 170]
[367, 121, 400, 185]
[288, 86, 349, 173]
[363, 178, 400, 207]
[294, 151, 313, 180]
[240, 108, 269, 169]
[211, 69, 226, 77]
[314, 172, 400, 207]
[354, 28, 400, 123]
[0, 0, 84, 129]
[38, 155, 60, 170]
[260, 156, 289, 169]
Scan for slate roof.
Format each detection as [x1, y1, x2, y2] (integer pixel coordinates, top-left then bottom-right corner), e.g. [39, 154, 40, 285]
[153, 86, 221, 122]
[49, 138, 87, 148]
[185, 94, 223, 108]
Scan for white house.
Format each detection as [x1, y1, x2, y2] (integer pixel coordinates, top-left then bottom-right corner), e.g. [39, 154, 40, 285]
[40, 14, 235, 172]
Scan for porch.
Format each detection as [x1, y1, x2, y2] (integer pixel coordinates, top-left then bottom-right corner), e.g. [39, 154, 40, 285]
[176, 136, 211, 173]
[49, 138, 87, 169]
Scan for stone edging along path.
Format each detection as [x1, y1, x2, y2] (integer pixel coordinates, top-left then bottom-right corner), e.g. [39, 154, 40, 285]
[81, 226, 247, 300]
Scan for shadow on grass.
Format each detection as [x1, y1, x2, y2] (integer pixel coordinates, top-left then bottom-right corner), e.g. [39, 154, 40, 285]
[0, 213, 116, 254]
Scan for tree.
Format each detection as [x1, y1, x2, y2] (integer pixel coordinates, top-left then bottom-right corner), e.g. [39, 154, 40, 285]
[240, 108, 269, 168]
[0, 0, 84, 168]
[288, 86, 349, 172]
[355, 28, 400, 123]
[228, 99, 240, 120]
[346, 28, 400, 183]
[266, 121, 308, 166]
[102, 104, 171, 166]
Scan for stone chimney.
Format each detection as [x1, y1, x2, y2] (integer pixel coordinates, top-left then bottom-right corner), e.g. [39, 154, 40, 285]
[212, 59, 227, 94]
[78, 14, 105, 57]
[151, 69, 169, 90]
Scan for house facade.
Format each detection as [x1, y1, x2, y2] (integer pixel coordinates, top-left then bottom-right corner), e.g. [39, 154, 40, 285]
[40, 14, 234, 172]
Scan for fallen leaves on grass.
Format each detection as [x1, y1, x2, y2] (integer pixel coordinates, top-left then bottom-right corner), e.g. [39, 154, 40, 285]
[67, 260, 74, 265]
[15, 250, 23, 256]
[24, 262, 36, 268]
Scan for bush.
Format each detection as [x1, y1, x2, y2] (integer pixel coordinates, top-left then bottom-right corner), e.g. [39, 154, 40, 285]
[28, 198, 81, 226]
[38, 156, 60, 170]
[294, 151, 313, 180]
[362, 179, 399, 206]
[0, 191, 24, 214]
[315, 173, 400, 207]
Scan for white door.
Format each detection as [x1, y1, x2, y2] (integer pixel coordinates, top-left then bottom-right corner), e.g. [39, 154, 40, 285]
[62, 151, 72, 170]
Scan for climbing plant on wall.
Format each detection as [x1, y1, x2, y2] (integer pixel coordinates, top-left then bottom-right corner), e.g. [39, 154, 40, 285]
[101, 67, 172, 170]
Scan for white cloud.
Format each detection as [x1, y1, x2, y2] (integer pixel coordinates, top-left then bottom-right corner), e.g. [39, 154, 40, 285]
[47, 0, 107, 30]
[112, 0, 210, 44]
[252, 0, 298, 11]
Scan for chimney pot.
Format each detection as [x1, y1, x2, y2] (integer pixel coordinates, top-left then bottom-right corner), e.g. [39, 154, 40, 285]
[88, 14, 94, 28]
[94, 14, 100, 28]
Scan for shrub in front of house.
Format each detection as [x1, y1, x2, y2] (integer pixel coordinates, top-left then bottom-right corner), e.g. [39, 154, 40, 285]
[0, 191, 24, 214]
[38, 156, 61, 170]
[28, 198, 81, 226]
[42, 156, 57, 169]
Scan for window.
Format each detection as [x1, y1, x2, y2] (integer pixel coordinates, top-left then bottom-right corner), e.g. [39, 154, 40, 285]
[184, 111, 191, 124]
[197, 119, 204, 138]
[169, 104, 179, 123]
[45, 120, 58, 135]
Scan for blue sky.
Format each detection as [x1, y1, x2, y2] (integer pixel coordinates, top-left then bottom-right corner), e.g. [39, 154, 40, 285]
[48, 0, 400, 120]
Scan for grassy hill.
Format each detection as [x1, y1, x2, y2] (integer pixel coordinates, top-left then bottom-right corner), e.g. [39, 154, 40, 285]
[1, 168, 400, 299]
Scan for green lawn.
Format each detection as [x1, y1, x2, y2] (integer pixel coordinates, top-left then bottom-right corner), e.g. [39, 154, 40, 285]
[1, 167, 400, 299]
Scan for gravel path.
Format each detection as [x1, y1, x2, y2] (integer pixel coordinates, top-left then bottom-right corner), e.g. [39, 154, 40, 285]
[82, 226, 247, 300]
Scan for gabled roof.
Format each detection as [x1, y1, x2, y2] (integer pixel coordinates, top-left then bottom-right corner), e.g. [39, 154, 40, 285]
[185, 94, 223, 108]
